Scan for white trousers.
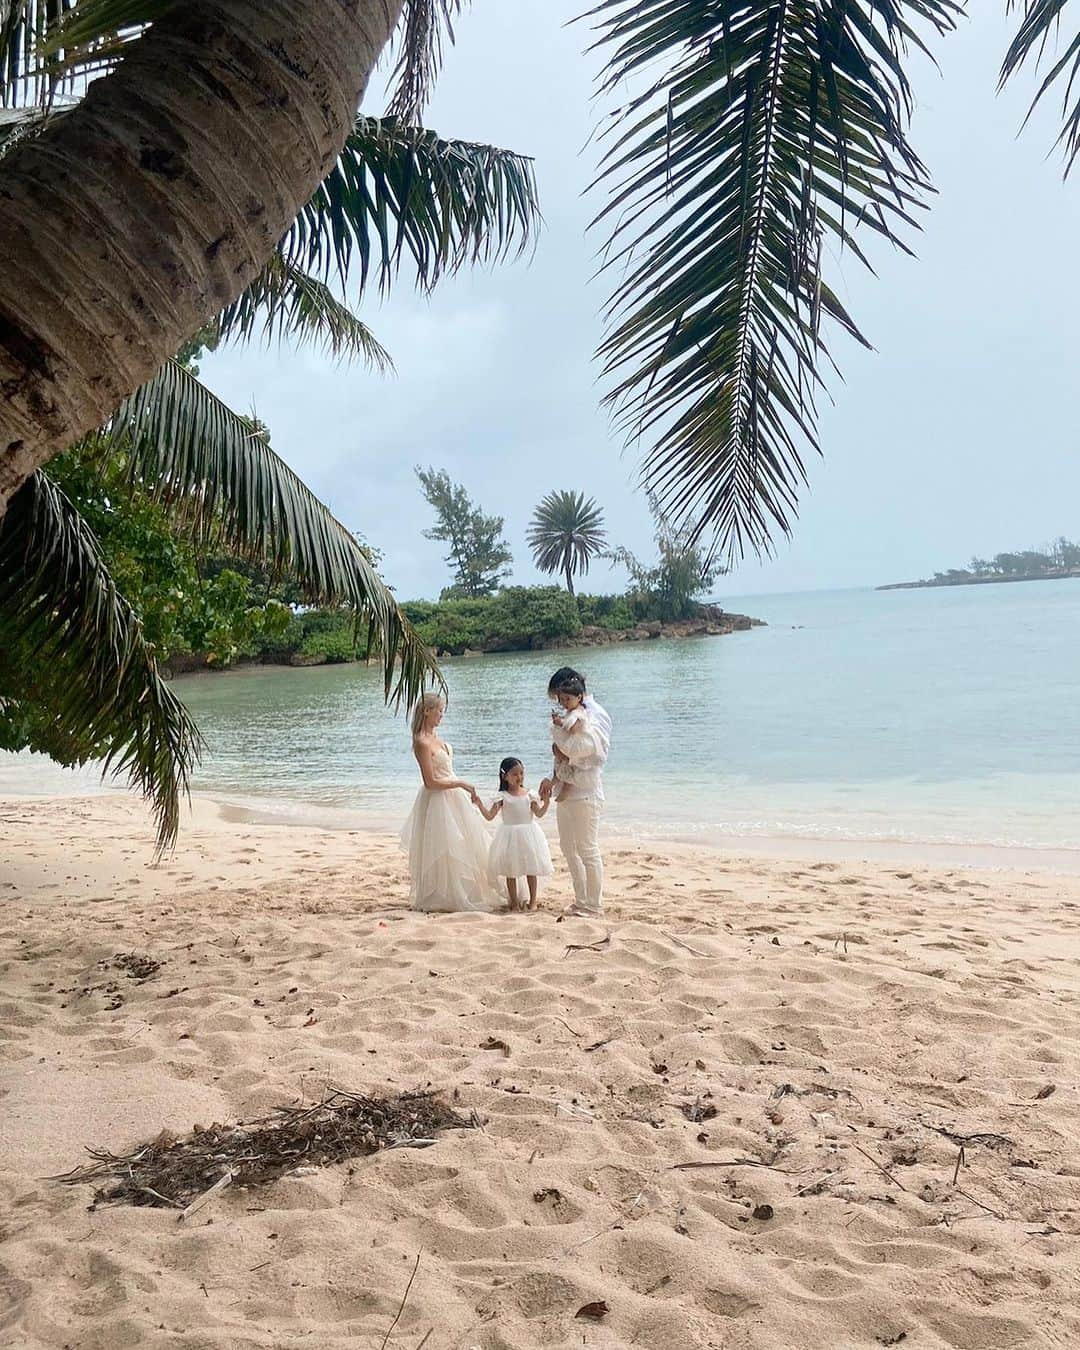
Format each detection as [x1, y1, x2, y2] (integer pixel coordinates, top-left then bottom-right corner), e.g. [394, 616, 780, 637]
[556, 797, 603, 914]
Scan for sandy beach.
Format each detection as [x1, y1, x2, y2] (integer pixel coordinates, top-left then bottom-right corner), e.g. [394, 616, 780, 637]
[2, 793, 1079, 1349]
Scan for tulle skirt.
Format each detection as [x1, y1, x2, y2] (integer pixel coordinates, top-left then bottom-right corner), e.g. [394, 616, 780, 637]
[488, 822, 554, 882]
[400, 787, 501, 913]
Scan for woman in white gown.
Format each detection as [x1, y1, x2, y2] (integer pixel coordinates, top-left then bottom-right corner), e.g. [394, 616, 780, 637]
[401, 692, 500, 913]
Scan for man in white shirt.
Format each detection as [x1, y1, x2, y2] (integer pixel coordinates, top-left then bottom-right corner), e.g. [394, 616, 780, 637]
[539, 666, 611, 918]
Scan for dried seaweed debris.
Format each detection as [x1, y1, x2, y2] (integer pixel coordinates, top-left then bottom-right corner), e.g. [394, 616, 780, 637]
[51, 1088, 473, 1210]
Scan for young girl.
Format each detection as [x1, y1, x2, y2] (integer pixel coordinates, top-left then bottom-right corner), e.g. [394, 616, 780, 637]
[473, 758, 553, 911]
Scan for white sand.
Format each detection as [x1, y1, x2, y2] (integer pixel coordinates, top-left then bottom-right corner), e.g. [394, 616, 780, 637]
[2, 793, 1079, 1349]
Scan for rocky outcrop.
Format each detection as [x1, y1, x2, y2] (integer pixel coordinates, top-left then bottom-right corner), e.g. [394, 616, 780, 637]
[165, 606, 765, 675]
[434, 607, 765, 658]
[546, 608, 763, 651]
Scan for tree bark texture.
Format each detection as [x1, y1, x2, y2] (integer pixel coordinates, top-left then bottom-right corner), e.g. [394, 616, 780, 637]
[0, 0, 404, 520]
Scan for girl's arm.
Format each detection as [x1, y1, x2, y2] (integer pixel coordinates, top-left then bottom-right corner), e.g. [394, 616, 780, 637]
[474, 796, 502, 822]
[531, 795, 550, 820]
[413, 739, 475, 795]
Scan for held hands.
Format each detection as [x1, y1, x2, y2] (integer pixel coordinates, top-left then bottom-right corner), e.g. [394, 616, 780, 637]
[538, 778, 553, 802]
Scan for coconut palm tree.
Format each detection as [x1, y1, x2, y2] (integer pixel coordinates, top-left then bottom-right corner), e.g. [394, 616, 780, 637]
[527, 490, 607, 597]
[0, 1, 540, 845]
[0, 0, 484, 514]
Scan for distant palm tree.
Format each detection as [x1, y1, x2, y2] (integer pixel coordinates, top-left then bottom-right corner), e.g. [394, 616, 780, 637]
[527, 491, 607, 597]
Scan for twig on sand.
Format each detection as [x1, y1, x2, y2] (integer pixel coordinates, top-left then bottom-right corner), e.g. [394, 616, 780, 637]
[662, 932, 709, 958]
[415, 1331, 434, 1350]
[554, 1017, 583, 1037]
[178, 1168, 235, 1222]
[671, 1158, 791, 1173]
[572, 1220, 624, 1249]
[138, 1185, 179, 1208]
[563, 933, 612, 958]
[953, 1187, 1008, 1221]
[922, 1122, 1013, 1151]
[952, 1145, 966, 1186]
[852, 1145, 908, 1194]
[380, 1252, 422, 1350]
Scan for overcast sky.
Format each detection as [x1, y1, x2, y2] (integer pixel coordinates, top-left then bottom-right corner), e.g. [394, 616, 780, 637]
[199, 3, 1080, 601]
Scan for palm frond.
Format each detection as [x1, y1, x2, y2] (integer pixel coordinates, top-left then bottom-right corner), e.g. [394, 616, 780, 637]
[99, 359, 440, 708]
[0, 468, 200, 848]
[215, 254, 394, 370]
[282, 115, 540, 296]
[1002, 0, 1080, 173]
[0, 0, 77, 106]
[0, 0, 169, 105]
[586, 0, 960, 562]
[385, 0, 469, 120]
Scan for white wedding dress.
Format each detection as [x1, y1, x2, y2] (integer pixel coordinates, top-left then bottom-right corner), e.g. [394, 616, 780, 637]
[400, 743, 500, 913]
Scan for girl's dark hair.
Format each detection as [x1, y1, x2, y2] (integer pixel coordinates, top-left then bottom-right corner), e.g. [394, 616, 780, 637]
[548, 666, 586, 696]
[498, 757, 523, 792]
[552, 673, 586, 699]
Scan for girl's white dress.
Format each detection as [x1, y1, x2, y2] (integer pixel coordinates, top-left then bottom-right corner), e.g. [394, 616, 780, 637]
[400, 743, 500, 913]
[488, 792, 554, 881]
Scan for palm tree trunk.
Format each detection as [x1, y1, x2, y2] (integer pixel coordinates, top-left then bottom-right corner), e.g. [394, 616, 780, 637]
[0, 0, 404, 522]
[565, 562, 575, 597]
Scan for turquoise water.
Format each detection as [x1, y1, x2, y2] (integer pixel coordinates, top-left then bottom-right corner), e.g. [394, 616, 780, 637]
[5, 580, 1080, 854]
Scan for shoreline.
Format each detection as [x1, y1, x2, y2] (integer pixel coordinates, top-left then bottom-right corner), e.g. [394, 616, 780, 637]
[162, 607, 767, 675]
[7, 782, 1080, 875]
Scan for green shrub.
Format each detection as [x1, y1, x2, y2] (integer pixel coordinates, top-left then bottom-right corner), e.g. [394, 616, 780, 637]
[299, 626, 359, 663]
[404, 586, 581, 654]
[576, 592, 636, 630]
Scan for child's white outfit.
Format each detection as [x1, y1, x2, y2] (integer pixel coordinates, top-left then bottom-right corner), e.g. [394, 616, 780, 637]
[488, 792, 554, 881]
[550, 706, 594, 801]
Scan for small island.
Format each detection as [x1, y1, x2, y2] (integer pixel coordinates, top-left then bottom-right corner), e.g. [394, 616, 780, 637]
[878, 538, 1080, 591]
[160, 472, 764, 675]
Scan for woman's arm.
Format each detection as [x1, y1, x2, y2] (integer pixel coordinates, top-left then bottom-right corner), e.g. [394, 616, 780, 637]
[475, 797, 502, 822]
[413, 739, 474, 795]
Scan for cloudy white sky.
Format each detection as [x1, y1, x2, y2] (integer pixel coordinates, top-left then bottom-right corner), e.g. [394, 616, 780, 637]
[199, 3, 1080, 601]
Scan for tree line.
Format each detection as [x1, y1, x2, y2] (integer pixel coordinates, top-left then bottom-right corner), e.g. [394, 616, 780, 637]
[924, 539, 1080, 585]
[415, 466, 722, 616]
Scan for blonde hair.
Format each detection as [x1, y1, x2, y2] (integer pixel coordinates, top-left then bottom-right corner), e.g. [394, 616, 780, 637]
[411, 691, 445, 737]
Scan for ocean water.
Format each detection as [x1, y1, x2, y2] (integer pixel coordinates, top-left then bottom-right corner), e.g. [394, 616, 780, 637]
[4, 580, 1080, 858]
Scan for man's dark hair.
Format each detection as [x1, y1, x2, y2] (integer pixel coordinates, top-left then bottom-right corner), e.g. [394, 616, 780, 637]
[548, 666, 586, 697]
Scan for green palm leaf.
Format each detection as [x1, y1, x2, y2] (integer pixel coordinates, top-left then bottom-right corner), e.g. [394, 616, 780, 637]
[98, 359, 440, 708]
[587, 0, 960, 562]
[0, 0, 169, 103]
[0, 469, 200, 848]
[214, 254, 394, 369]
[527, 490, 607, 596]
[282, 116, 540, 295]
[1002, 0, 1080, 172]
